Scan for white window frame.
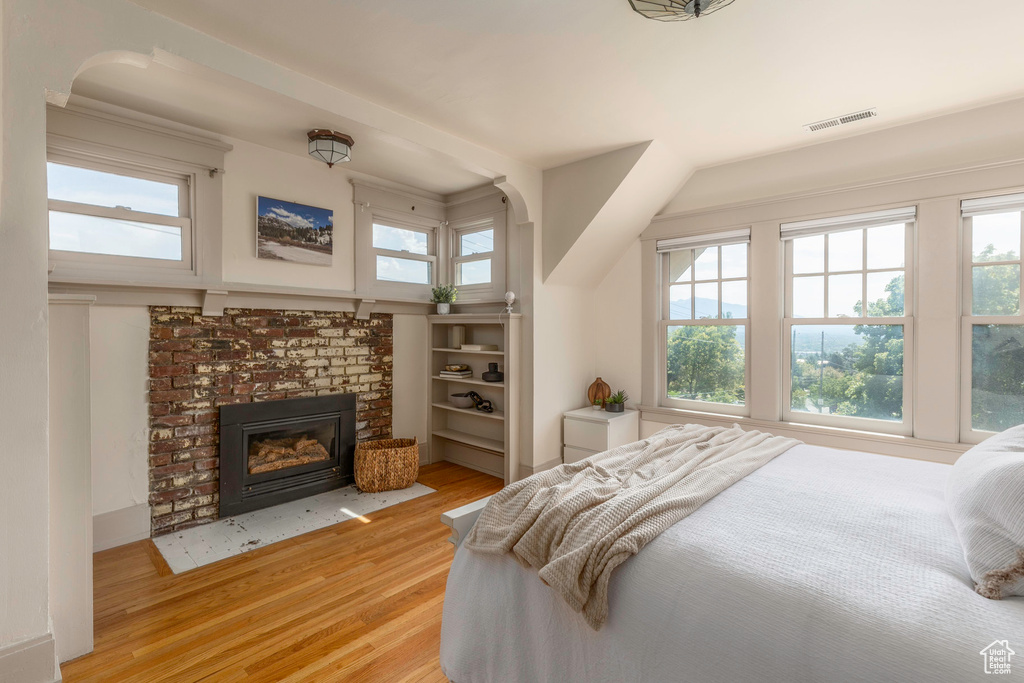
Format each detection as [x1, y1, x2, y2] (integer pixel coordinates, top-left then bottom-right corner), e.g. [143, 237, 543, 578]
[657, 230, 751, 417]
[46, 149, 194, 271]
[451, 216, 496, 292]
[781, 208, 916, 436]
[959, 193, 1024, 443]
[369, 210, 438, 293]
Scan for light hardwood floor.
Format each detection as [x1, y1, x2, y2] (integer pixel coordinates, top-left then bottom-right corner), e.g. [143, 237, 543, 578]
[61, 462, 502, 683]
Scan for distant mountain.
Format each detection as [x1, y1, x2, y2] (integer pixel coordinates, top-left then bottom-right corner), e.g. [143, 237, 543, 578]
[667, 299, 893, 355]
[257, 214, 333, 246]
[669, 298, 747, 320]
[791, 325, 869, 355]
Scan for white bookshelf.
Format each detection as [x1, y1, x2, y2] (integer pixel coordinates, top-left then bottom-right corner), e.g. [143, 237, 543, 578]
[427, 313, 521, 483]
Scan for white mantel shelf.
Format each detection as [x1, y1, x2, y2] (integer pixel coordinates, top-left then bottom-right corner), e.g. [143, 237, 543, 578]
[426, 313, 522, 321]
[47, 276, 512, 317]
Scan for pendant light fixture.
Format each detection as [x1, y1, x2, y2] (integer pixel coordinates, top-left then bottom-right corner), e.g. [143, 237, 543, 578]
[629, 0, 735, 21]
[307, 129, 355, 167]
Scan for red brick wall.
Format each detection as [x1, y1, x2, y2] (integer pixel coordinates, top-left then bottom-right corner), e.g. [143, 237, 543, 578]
[148, 306, 393, 535]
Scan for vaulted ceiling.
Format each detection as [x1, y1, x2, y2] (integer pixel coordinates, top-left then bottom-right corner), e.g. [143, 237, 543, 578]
[129, 0, 1024, 172]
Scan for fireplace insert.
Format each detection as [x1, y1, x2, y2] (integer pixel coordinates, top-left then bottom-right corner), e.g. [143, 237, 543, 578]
[219, 394, 356, 517]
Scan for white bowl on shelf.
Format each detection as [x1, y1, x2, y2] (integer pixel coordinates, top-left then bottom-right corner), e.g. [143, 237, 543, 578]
[450, 393, 474, 409]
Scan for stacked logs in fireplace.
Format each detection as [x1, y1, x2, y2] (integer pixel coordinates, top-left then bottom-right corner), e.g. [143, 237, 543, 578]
[248, 435, 330, 474]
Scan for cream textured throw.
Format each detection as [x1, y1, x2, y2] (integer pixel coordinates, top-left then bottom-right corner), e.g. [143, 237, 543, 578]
[463, 423, 801, 629]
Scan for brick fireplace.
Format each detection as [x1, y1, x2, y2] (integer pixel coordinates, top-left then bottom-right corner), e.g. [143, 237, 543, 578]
[147, 306, 392, 535]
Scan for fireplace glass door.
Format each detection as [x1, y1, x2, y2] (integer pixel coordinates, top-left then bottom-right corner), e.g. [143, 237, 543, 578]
[245, 418, 337, 478]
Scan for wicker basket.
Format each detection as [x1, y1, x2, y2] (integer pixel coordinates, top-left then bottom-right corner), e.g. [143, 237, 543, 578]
[354, 438, 419, 493]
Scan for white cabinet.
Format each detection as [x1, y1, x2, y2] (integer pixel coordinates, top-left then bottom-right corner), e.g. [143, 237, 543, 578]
[562, 408, 639, 464]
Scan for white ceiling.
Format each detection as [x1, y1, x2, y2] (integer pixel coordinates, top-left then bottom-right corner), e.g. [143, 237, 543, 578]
[70, 60, 493, 196]
[126, 0, 1024, 172]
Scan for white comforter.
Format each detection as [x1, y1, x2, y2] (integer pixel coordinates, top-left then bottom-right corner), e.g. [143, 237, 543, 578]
[464, 424, 799, 629]
[440, 444, 1024, 682]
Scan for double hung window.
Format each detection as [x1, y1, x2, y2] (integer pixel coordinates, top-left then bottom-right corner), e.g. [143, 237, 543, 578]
[658, 229, 750, 414]
[371, 220, 436, 286]
[781, 207, 915, 432]
[961, 194, 1024, 438]
[47, 155, 192, 268]
[452, 218, 495, 288]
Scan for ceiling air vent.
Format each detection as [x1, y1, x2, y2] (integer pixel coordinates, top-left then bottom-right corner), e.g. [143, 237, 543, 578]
[803, 108, 877, 133]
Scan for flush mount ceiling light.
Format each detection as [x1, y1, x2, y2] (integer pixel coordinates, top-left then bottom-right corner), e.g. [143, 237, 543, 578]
[629, 0, 735, 21]
[307, 129, 354, 167]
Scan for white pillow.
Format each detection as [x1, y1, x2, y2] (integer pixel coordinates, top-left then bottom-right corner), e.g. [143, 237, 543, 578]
[947, 424, 1024, 599]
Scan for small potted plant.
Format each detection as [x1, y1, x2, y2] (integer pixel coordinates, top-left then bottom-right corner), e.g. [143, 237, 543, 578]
[592, 398, 604, 411]
[431, 283, 457, 315]
[605, 390, 628, 413]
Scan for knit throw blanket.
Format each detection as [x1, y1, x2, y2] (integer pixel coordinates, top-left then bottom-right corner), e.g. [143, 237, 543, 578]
[463, 423, 801, 630]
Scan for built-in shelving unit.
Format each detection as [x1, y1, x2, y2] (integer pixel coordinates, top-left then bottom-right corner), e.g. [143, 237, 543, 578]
[427, 313, 521, 483]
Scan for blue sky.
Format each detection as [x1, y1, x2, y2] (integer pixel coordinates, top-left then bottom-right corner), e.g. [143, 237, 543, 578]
[258, 197, 333, 231]
[47, 162, 182, 259]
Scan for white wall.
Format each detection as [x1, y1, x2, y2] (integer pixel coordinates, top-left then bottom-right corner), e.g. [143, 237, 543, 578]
[90, 306, 150, 517]
[1, 1, 54, 673]
[530, 283, 594, 469]
[221, 138, 357, 291]
[542, 143, 647, 281]
[392, 314, 429, 461]
[528, 141, 683, 474]
[591, 241, 643, 404]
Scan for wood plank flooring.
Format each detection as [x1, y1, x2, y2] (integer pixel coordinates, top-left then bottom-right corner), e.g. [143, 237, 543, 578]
[61, 462, 502, 683]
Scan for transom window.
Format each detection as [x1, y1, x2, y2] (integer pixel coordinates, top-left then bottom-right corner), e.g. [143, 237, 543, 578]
[961, 194, 1024, 439]
[371, 220, 436, 285]
[782, 207, 915, 433]
[47, 156, 192, 267]
[452, 219, 495, 288]
[658, 229, 750, 414]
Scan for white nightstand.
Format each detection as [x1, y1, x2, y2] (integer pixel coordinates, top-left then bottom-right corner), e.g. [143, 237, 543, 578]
[562, 407, 640, 464]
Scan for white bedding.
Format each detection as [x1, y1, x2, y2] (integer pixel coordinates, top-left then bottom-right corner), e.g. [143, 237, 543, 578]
[440, 444, 1024, 682]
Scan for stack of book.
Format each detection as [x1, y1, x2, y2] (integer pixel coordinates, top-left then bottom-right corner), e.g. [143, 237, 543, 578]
[440, 364, 472, 379]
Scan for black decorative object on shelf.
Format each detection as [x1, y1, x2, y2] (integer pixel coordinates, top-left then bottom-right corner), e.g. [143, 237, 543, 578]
[629, 0, 735, 21]
[465, 391, 494, 413]
[482, 362, 504, 383]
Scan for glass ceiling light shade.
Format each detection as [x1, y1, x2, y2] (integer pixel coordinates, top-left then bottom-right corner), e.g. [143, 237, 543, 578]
[629, 0, 736, 21]
[307, 129, 354, 167]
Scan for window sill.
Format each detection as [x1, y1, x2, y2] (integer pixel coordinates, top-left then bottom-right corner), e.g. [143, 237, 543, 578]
[639, 404, 970, 465]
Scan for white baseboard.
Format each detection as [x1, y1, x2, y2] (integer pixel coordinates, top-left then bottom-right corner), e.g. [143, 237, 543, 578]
[0, 634, 59, 683]
[93, 503, 150, 552]
[518, 456, 562, 481]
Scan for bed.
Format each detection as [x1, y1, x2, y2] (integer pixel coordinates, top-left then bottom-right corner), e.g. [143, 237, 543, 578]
[439, 442, 1024, 682]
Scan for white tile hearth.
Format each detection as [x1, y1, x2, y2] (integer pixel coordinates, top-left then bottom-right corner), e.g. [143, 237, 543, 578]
[153, 483, 435, 574]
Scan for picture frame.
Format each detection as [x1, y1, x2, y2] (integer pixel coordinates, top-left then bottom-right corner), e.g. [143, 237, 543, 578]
[256, 196, 333, 266]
